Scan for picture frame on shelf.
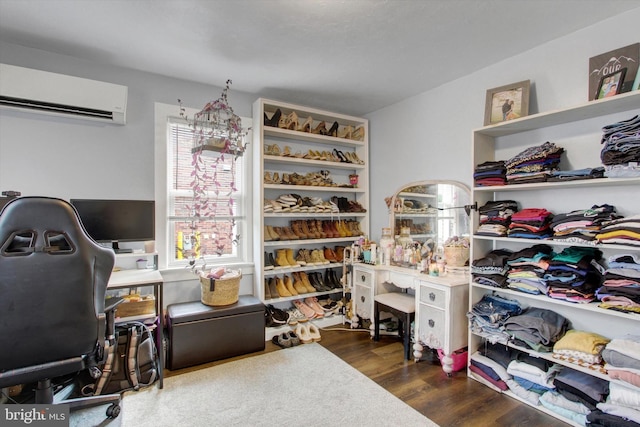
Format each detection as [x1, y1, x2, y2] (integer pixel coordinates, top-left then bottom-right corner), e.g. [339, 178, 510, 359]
[483, 80, 530, 126]
[595, 68, 627, 100]
[588, 43, 639, 101]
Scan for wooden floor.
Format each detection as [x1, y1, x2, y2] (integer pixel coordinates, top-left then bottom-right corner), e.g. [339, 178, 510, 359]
[314, 325, 568, 427]
[166, 324, 569, 427]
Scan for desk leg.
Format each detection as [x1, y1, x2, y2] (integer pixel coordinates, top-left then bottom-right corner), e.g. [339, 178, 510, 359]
[155, 282, 164, 389]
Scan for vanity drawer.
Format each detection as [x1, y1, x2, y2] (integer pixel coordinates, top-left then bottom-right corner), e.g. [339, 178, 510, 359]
[388, 271, 414, 289]
[354, 284, 372, 320]
[418, 283, 447, 310]
[418, 306, 445, 350]
[354, 269, 373, 287]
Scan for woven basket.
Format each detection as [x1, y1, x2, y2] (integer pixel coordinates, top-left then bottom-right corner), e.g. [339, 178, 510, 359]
[200, 271, 241, 307]
[444, 246, 469, 267]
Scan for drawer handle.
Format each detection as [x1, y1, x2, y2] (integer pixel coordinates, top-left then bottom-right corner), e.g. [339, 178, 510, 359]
[361, 296, 366, 303]
[428, 319, 435, 328]
[361, 275, 366, 282]
[429, 292, 436, 301]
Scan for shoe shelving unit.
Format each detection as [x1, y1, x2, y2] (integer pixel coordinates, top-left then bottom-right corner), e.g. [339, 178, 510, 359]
[468, 91, 640, 426]
[253, 98, 369, 340]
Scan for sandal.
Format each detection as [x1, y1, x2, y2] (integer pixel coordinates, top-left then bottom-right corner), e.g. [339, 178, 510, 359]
[338, 125, 353, 139]
[351, 125, 365, 141]
[297, 116, 314, 133]
[282, 145, 293, 157]
[333, 149, 349, 163]
[270, 144, 281, 156]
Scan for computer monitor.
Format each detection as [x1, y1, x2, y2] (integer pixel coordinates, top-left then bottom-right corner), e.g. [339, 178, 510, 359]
[70, 199, 155, 253]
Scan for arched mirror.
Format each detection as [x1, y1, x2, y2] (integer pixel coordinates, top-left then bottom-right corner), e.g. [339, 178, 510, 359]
[388, 180, 472, 249]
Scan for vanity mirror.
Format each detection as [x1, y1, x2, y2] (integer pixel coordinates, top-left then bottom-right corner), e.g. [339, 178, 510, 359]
[386, 180, 472, 268]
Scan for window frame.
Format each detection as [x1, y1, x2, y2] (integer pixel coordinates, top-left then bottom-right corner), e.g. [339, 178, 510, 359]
[154, 102, 253, 271]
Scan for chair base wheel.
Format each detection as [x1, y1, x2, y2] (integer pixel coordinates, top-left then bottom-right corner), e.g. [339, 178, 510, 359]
[106, 403, 121, 419]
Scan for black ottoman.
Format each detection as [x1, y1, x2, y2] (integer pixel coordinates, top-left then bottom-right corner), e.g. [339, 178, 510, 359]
[166, 295, 265, 370]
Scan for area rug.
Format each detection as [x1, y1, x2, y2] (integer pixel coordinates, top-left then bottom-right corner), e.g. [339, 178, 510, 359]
[121, 343, 437, 426]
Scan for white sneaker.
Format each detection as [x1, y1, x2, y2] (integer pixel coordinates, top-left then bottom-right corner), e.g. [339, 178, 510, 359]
[287, 307, 307, 324]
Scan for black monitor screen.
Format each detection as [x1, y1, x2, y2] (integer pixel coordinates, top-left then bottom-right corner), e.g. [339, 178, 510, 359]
[70, 199, 155, 252]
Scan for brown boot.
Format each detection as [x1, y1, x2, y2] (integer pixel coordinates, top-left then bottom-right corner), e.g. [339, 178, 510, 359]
[275, 249, 290, 267]
[286, 248, 299, 266]
[276, 276, 292, 297]
[283, 275, 298, 295]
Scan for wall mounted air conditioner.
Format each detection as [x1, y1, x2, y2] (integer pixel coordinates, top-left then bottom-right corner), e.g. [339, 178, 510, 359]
[0, 63, 128, 125]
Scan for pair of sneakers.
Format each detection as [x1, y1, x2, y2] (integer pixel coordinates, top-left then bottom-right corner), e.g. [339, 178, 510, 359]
[265, 304, 289, 328]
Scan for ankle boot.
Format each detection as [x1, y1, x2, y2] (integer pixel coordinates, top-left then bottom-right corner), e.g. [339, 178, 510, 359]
[286, 248, 299, 266]
[267, 225, 280, 240]
[269, 277, 279, 298]
[265, 278, 272, 299]
[264, 251, 274, 270]
[283, 226, 299, 240]
[299, 272, 316, 293]
[295, 249, 307, 266]
[315, 220, 326, 239]
[333, 221, 346, 238]
[292, 273, 308, 294]
[275, 249, 289, 267]
[291, 221, 307, 239]
[324, 247, 337, 263]
[283, 275, 298, 295]
[276, 276, 292, 297]
[335, 246, 345, 262]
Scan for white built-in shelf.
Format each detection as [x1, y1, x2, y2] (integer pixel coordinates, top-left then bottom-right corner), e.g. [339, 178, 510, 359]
[474, 90, 640, 137]
[263, 127, 365, 148]
[264, 212, 366, 218]
[264, 288, 343, 304]
[473, 234, 639, 251]
[264, 154, 366, 170]
[264, 262, 344, 277]
[394, 212, 437, 218]
[474, 176, 640, 192]
[398, 192, 437, 198]
[264, 183, 365, 193]
[264, 236, 360, 247]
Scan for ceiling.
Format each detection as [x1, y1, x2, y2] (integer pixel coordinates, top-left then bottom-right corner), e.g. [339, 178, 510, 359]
[1, 0, 639, 116]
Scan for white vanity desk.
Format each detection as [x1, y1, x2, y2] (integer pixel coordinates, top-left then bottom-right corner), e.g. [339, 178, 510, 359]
[352, 263, 469, 375]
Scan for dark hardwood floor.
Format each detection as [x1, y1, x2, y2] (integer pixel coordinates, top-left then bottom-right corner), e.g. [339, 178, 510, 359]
[316, 325, 568, 427]
[166, 324, 568, 427]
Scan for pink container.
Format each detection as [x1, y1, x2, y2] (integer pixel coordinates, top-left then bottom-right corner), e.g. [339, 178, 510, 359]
[437, 347, 468, 372]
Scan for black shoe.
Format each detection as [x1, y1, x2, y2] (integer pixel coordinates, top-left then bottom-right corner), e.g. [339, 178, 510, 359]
[267, 304, 289, 325]
[265, 251, 274, 270]
[264, 108, 282, 127]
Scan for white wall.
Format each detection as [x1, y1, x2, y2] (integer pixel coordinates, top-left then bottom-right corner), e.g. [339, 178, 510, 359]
[0, 41, 256, 200]
[365, 8, 640, 239]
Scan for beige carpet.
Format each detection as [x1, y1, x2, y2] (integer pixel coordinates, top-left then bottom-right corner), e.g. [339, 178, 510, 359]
[121, 343, 438, 426]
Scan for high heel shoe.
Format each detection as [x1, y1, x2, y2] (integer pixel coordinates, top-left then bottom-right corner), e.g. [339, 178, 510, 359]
[333, 148, 349, 163]
[326, 121, 339, 137]
[351, 125, 365, 141]
[264, 109, 282, 127]
[338, 125, 353, 139]
[278, 111, 299, 130]
[297, 116, 314, 133]
[312, 121, 328, 135]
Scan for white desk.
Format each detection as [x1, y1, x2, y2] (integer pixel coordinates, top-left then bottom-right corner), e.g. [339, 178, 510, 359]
[352, 263, 468, 375]
[107, 268, 164, 388]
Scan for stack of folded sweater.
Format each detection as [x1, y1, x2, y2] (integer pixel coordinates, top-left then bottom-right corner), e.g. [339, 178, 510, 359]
[552, 330, 610, 373]
[505, 141, 564, 184]
[474, 160, 507, 186]
[596, 254, 640, 314]
[600, 114, 640, 178]
[545, 247, 604, 303]
[505, 244, 555, 295]
[503, 306, 569, 352]
[590, 335, 640, 426]
[476, 200, 518, 237]
[549, 204, 621, 245]
[471, 249, 513, 288]
[596, 214, 640, 247]
[553, 368, 610, 415]
[467, 293, 522, 344]
[508, 208, 554, 239]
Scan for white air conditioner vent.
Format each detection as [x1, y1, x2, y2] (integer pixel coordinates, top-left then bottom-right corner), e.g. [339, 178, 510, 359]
[0, 63, 128, 125]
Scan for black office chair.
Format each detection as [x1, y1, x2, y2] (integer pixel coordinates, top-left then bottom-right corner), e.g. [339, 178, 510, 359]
[0, 197, 121, 418]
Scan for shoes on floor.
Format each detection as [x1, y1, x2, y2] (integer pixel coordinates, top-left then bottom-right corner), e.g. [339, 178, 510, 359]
[295, 323, 313, 344]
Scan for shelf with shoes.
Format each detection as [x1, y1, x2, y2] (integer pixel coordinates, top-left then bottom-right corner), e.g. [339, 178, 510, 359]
[468, 91, 640, 425]
[254, 98, 369, 340]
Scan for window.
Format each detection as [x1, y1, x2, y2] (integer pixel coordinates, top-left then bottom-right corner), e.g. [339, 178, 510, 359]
[154, 103, 252, 270]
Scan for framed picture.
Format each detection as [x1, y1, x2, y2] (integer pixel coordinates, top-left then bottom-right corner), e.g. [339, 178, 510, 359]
[595, 68, 627, 100]
[484, 80, 530, 126]
[588, 43, 639, 100]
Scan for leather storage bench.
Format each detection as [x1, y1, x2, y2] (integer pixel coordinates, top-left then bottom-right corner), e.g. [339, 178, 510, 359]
[166, 295, 265, 370]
